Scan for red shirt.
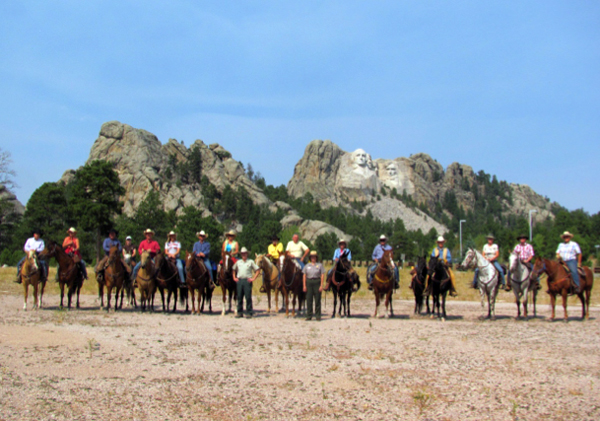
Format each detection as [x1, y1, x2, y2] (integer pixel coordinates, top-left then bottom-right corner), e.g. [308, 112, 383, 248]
[138, 239, 161, 258]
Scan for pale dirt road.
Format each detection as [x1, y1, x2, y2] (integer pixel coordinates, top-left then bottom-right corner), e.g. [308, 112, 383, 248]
[0, 292, 599, 421]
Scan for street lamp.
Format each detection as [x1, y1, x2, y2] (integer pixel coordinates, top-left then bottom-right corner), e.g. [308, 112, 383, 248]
[529, 210, 538, 242]
[459, 220, 466, 257]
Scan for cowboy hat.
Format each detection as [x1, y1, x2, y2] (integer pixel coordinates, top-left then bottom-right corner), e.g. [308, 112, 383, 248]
[126, 236, 132, 241]
[168, 231, 177, 237]
[485, 234, 495, 240]
[338, 239, 347, 244]
[560, 231, 574, 239]
[379, 234, 387, 240]
[436, 236, 445, 243]
[67, 227, 77, 234]
[196, 230, 207, 237]
[143, 229, 155, 235]
[226, 230, 236, 237]
[516, 234, 527, 240]
[309, 250, 318, 257]
[240, 247, 248, 253]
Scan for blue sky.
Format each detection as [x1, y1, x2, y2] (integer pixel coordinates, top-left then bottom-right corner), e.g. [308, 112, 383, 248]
[1, 1, 599, 213]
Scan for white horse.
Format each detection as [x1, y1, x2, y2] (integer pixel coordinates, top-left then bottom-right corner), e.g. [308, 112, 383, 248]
[508, 251, 532, 319]
[460, 248, 500, 320]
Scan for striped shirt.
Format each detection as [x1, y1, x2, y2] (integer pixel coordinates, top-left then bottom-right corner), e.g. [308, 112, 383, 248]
[556, 242, 581, 262]
[513, 243, 534, 261]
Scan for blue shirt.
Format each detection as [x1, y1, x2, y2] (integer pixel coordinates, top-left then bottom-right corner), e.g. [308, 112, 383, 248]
[333, 248, 352, 261]
[103, 238, 122, 255]
[372, 243, 392, 261]
[193, 241, 211, 258]
[431, 247, 452, 264]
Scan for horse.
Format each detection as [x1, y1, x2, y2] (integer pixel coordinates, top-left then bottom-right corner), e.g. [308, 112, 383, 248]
[39, 240, 84, 310]
[327, 252, 359, 318]
[100, 246, 127, 311]
[136, 250, 156, 312]
[184, 251, 210, 314]
[20, 250, 46, 311]
[508, 251, 533, 319]
[218, 251, 237, 316]
[409, 256, 429, 315]
[280, 254, 305, 317]
[532, 258, 594, 321]
[372, 249, 395, 318]
[123, 253, 137, 308]
[255, 254, 282, 314]
[200, 281, 214, 313]
[460, 248, 500, 320]
[154, 251, 184, 313]
[427, 255, 453, 321]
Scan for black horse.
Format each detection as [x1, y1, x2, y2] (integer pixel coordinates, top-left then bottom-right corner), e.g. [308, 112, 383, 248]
[427, 255, 452, 320]
[410, 256, 429, 315]
[327, 252, 360, 318]
[154, 252, 186, 313]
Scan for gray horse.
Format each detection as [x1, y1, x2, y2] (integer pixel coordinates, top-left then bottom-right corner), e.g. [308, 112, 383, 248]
[508, 251, 533, 319]
[460, 248, 500, 320]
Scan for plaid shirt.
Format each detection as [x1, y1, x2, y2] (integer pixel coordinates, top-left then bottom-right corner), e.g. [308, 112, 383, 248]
[556, 242, 581, 261]
[513, 243, 534, 261]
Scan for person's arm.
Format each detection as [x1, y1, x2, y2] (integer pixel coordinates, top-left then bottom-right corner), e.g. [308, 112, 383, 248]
[526, 246, 534, 263]
[62, 237, 71, 248]
[372, 246, 380, 262]
[232, 263, 239, 282]
[204, 242, 210, 258]
[23, 239, 30, 253]
[347, 250, 352, 261]
[103, 238, 111, 253]
[301, 244, 310, 262]
[233, 242, 239, 255]
[138, 242, 145, 256]
[491, 248, 499, 261]
[250, 262, 260, 282]
[303, 272, 307, 292]
[132, 247, 137, 257]
[333, 249, 339, 262]
[319, 265, 325, 292]
[277, 243, 283, 254]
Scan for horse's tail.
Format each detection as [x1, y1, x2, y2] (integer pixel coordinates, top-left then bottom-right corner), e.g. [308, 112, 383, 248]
[179, 286, 188, 305]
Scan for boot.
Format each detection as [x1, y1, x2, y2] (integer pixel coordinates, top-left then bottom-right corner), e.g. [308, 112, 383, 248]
[368, 282, 373, 291]
[259, 285, 266, 293]
[14, 273, 21, 284]
[394, 279, 400, 290]
[449, 288, 458, 297]
[504, 282, 511, 292]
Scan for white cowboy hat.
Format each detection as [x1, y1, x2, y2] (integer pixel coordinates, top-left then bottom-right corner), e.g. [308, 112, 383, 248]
[126, 236, 132, 240]
[196, 230, 207, 237]
[240, 247, 248, 253]
[309, 250, 318, 257]
[67, 227, 77, 234]
[379, 234, 387, 240]
[338, 239, 347, 244]
[168, 231, 177, 237]
[226, 230, 237, 237]
[144, 229, 155, 235]
[560, 231, 574, 239]
[436, 236, 445, 242]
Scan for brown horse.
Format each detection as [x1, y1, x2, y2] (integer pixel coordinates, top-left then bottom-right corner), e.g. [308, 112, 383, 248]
[326, 252, 359, 318]
[40, 241, 84, 309]
[154, 251, 184, 313]
[101, 246, 127, 311]
[218, 251, 237, 316]
[372, 249, 395, 318]
[532, 258, 594, 321]
[280, 254, 305, 317]
[20, 250, 46, 311]
[255, 254, 281, 314]
[136, 250, 156, 312]
[185, 251, 210, 314]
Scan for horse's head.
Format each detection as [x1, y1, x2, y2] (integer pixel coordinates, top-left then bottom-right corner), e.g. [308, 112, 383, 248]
[381, 249, 394, 268]
[140, 250, 151, 268]
[108, 245, 120, 264]
[459, 248, 477, 271]
[185, 251, 195, 270]
[531, 257, 545, 279]
[337, 251, 352, 272]
[416, 256, 427, 278]
[509, 251, 519, 272]
[39, 240, 58, 259]
[428, 255, 442, 275]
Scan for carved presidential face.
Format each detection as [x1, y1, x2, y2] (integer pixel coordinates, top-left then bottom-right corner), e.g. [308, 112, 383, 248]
[352, 149, 368, 167]
[386, 164, 398, 177]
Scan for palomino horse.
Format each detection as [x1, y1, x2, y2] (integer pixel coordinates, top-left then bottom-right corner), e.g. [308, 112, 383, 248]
[508, 251, 533, 319]
[280, 254, 305, 317]
[40, 241, 84, 310]
[136, 251, 156, 312]
[218, 251, 237, 316]
[409, 256, 429, 315]
[123, 253, 137, 308]
[460, 248, 500, 320]
[255, 254, 282, 314]
[154, 251, 184, 313]
[532, 258, 594, 321]
[100, 246, 127, 311]
[185, 251, 210, 314]
[327, 252, 359, 318]
[427, 255, 452, 321]
[20, 250, 46, 310]
[372, 249, 395, 318]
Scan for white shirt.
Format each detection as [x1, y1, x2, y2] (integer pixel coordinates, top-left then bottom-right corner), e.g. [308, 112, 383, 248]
[165, 241, 181, 257]
[24, 237, 45, 253]
[286, 240, 308, 259]
[483, 244, 498, 260]
[556, 242, 581, 261]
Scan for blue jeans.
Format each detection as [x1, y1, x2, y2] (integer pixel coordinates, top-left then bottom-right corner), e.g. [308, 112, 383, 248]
[202, 258, 213, 282]
[176, 258, 185, 285]
[565, 259, 580, 287]
[18, 257, 48, 280]
[132, 261, 141, 280]
[295, 258, 305, 270]
[473, 262, 505, 287]
[367, 264, 399, 284]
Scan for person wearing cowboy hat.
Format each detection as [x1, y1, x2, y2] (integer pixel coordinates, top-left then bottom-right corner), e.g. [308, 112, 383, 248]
[218, 230, 240, 274]
[62, 227, 88, 280]
[430, 236, 457, 297]
[511, 234, 538, 291]
[367, 235, 399, 290]
[262, 235, 284, 293]
[303, 251, 325, 321]
[193, 230, 215, 288]
[232, 247, 260, 318]
[132, 229, 161, 281]
[15, 229, 47, 284]
[324, 239, 357, 291]
[95, 229, 131, 280]
[472, 234, 505, 290]
[285, 233, 310, 269]
[165, 231, 186, 287]
[556, 231, 583, 294]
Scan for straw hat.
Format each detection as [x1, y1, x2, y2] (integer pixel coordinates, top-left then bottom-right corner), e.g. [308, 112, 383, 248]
[486, 234, 495, 240]
[309, 251, 318, 257]
[67, 227, 77, 234]
[168, 231, 177, 237]
[240, 247, 248, 254]
[560, 231, 574, 239]
[196, 230, 207, 237]
[338, 239, 347, 245]
[226, 230, 236, 237]
[437, 236, 445, 243]
[144, 229, 155, 235]
[379, 234, 387, 241]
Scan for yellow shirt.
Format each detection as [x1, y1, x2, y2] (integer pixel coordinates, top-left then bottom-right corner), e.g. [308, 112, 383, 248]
[286, 240, 308, 259]
[268, 243, 284, 259]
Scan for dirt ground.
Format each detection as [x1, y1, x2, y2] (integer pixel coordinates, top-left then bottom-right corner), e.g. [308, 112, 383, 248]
[1, 271, 599, 421]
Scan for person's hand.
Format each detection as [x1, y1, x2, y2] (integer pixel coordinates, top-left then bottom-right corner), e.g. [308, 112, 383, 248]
[319, 286, 323, 292]
[303, 285, 307, 292]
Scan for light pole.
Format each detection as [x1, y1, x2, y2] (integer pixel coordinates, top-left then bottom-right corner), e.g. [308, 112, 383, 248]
[459, 220, 466, 258]
[529, 210, 538, 241]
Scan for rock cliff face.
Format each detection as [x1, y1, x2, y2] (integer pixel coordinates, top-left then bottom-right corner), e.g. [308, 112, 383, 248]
[287, 140, 555, 227]
[0, 185, 24, 215]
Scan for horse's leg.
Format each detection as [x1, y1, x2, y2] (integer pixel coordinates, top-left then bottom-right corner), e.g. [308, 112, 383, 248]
[285, 289, 290, 317]
[390, 290, 394, 317]
[292, 293, 297, 318]
[99, 282, 105, 309]
[549, 293, 556, 321]
[347, 289, 352, 317]
[221, 284, 227, 316]
[22, 279, 28, 311]
[562, 289, 568, 322]
[106, 285, 112, 312]
[385, 291, 390, 318]
[332, 290, 337, 318]
[172, 287, 178, 313]
[585, 289, 591, 320]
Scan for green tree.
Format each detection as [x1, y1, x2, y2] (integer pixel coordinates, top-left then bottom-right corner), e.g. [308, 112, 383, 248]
[176, 207, 224, 262]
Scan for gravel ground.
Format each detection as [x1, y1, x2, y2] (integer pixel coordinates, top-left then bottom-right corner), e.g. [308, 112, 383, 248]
[0, 292, 599, 421]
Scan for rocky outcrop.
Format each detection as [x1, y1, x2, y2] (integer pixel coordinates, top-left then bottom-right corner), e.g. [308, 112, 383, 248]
[82, 121, 270, 216]
[279, 211, 352, 243]
[0, 184, 24, 215]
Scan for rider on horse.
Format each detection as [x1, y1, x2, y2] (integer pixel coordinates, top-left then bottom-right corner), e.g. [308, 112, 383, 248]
[285, 233, 310, 269]
[131, 229, 161, 281]
[165, 231, 186, 287]
[218, 230, 239, 273]
[123, 235, 137, 266]
[15, 229, 48, 284]
[262, 235, 283, 292]
[471, 234, 505, 290]
[61, 227, 88, 280]
[556, 231, 583, 294]
[95, 229, 132, 281]
[325, 239, 358, 292]
[193, 230, 215, 288]
[430, 236, 457, 297]
[367, 235, 399, 290]
[509, 234, 537, 291]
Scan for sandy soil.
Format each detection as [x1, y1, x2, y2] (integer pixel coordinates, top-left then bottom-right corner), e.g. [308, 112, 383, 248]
[1, 288, 599, 421]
